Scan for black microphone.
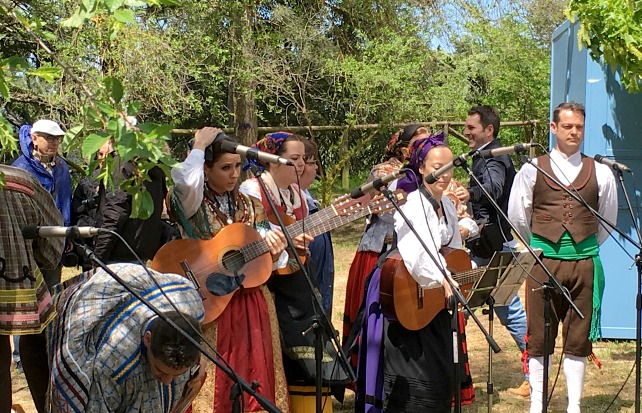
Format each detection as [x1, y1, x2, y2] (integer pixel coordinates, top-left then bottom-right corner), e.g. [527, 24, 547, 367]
[220, 140, 293, 166]
[474, 142, 537, 159]
[594, 154, 632, 173]
[350, 169, 409, 198]
[425, 152, 474, 184]
[22, 226, 104, 239]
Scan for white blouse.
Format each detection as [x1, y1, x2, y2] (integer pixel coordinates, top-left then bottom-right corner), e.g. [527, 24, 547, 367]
[394, 190, 461, 288]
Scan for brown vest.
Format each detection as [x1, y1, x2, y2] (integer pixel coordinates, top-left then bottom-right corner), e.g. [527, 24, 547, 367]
[531, 154, 599, 244]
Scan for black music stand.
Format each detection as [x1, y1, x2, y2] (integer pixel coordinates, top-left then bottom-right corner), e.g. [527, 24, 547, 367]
[467, 249, 541, 413]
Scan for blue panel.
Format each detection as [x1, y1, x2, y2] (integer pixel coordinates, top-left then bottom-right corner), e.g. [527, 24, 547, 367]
[550, 20, 642, 339]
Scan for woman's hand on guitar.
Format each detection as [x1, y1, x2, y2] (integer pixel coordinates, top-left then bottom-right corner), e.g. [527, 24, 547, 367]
[265, 229, 287, 260]
[292, 233, 314, 252]
[441, 274, 459, 301]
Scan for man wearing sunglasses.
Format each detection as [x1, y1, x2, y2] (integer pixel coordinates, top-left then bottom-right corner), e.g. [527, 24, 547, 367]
[13, 119, 72, 230]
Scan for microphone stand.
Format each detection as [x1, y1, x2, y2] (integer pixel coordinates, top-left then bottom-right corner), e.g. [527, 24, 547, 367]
[462, 157, 583, 413]
[377, 185, 501, 412]
[616, 170, 642, 413]
[521, 156, 642, 413]
[74, 242, 282, 413]
[248, 165, 355, 413]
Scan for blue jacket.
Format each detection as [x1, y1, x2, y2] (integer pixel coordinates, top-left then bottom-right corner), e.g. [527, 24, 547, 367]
[12, 125, 72, 226]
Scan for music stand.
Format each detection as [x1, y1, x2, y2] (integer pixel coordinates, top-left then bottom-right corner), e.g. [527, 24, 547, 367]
[466, 249, 541, 413]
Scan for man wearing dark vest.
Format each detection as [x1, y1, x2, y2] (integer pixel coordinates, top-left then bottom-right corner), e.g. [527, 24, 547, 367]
[508, 101, 618, 413]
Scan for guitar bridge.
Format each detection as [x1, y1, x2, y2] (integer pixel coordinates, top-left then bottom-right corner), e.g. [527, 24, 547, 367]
[181, 260, 206, 301]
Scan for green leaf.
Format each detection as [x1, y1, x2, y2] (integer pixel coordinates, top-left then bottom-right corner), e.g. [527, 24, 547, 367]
[82, 0, 97, 13]
[104, 0, 125, 13]
[127, 101, 142, 115]
[0, 115, 17, 158]
[82, 133, 110, 159]
[131, 189, 153, 219]
[28, 67, 63, 82]
[113, 9, 134, 24]
[62, 10, 89, 28]
[2, 56, 30, 70]
[94, 101, 116, 116]
[103, 77, 124, 104]
[0, 73, 9, 100]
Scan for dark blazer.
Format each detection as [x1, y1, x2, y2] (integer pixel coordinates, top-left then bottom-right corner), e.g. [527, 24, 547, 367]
[469, 139, 516, 243]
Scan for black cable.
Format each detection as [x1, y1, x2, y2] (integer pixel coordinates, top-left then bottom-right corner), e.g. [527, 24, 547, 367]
[104, 229, 248, 412]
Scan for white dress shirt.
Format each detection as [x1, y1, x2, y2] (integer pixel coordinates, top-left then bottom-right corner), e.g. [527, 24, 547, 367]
[508, 149, 618, 245]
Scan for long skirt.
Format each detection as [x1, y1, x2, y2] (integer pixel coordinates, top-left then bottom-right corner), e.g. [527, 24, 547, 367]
[343, 250, 380, 369]
[191, 286, 290, 413]
[356, 269, 474, 413]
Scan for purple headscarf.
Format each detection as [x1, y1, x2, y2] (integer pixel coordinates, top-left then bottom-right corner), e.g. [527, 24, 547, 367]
[396, 132, 446, 193]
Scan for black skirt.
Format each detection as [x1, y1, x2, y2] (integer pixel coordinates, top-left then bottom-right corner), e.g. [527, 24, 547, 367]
[383, 309, 454, 413]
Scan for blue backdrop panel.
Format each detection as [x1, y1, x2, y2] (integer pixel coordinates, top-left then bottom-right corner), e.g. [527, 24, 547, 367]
[551, 20, 642, 339]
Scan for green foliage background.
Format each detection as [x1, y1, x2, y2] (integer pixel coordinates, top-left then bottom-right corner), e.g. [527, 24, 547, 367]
[0, 0, 567, 206]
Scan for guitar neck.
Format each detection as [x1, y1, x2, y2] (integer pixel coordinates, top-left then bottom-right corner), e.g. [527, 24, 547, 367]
[286, 203, 372, 239]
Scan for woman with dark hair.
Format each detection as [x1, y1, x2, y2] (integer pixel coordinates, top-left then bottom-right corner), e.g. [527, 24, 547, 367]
[169, 127, 290, 413]
[239, 132, 348, 409]
[357, 135, 476, 412]
[342, 125, 429, 369]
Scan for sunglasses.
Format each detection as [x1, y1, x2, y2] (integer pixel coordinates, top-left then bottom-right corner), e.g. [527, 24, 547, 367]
[36, 133, 64, 143]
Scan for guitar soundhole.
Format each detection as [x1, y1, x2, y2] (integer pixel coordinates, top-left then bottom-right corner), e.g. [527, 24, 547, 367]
[222, 250, 244, 274]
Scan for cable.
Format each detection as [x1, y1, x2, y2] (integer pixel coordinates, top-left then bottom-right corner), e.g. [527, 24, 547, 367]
[105, 230, 246, 410]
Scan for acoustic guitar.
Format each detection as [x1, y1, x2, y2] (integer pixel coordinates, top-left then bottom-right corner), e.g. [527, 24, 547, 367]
[152, 191, 405, 326]
[271, 190, 405, 275]
[380, 248, 486, 331]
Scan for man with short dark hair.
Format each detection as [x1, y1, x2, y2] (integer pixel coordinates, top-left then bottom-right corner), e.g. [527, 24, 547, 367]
[464, 105, 530, 396]
[0, 165, 65, 413]
[509, 101, 617, 412]
[49, 264, 205, 412]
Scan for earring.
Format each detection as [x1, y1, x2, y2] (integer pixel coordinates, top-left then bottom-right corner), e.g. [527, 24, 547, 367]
[204, 175, 209, 182]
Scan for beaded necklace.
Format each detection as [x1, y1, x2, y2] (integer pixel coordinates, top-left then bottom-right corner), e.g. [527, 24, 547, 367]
[203, 185, 248, 227]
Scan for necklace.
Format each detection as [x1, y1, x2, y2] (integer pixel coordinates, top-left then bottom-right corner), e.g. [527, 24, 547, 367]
[204, 186, 237, 225]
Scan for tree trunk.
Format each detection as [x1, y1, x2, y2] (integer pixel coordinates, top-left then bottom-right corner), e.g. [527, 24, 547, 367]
[231, 1, 257, 147]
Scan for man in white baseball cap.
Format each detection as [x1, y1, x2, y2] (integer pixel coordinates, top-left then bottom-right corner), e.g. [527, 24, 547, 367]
[11, 118, 72, 413]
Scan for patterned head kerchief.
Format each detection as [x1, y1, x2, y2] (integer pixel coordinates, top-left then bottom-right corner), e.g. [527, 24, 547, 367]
[244, 131, 293, 171]
[386, 124, 421, 155]
[385, 131, 402, 154]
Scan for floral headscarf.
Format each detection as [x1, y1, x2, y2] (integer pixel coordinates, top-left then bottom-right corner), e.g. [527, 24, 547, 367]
[244, 131, 292, 171]
[396, 132, 446, 193]
[385, 124, 422, 156]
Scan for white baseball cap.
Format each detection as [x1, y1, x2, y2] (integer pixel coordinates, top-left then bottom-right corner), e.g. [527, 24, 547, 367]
[31, 119, 65, 136]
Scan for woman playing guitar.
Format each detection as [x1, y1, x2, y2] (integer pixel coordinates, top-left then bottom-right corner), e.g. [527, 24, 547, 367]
[357, 134, 477, 412]
[169, 127, 290, 413]
[239, 132, 349, 403]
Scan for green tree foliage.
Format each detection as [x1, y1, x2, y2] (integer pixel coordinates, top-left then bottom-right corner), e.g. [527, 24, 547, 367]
[0, 0, 558, 201]
[567, 0, 642, 92]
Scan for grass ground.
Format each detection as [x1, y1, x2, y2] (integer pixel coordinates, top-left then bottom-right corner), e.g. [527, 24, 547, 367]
[10, 218, 640, 412]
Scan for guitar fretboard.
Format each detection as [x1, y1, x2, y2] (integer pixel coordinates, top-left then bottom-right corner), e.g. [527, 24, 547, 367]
[238, 200, 375, 262]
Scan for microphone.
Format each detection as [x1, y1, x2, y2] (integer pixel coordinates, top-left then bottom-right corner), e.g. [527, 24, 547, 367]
[425, 152, 474, 184]
[474, 142, 537, 159]
[350, 169, 409, 198]
[22, 226, 104, 239]
[220, 140, 293, 166]
[594, 154, 632, 173]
